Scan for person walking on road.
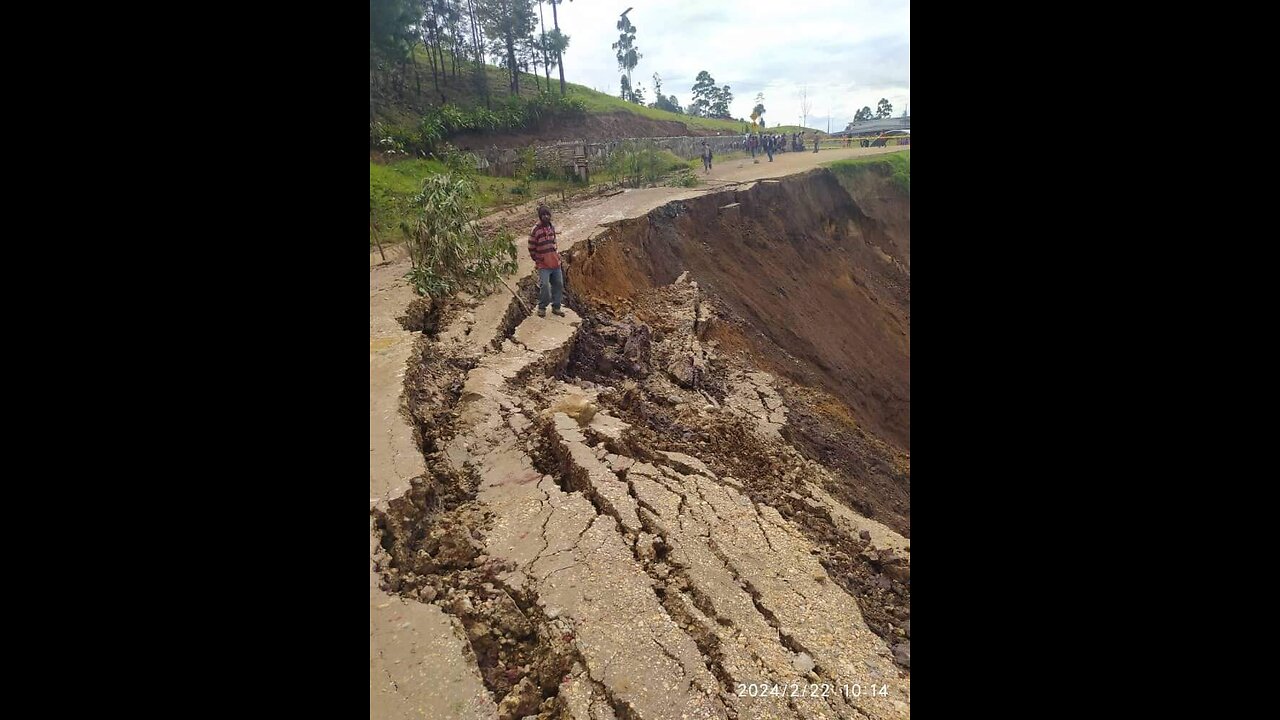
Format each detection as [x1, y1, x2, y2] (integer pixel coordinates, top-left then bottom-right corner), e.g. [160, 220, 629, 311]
[528, 205, 564, 318]
[701, 141, 713, 173]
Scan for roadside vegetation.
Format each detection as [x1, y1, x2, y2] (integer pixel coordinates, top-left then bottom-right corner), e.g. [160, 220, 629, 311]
[827, 150, 911, 195]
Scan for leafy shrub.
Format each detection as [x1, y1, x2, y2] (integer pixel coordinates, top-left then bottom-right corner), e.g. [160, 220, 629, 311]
[604, 142, 690, 188]
[667, 168, 699, 187]
[401, 173, 518, 299]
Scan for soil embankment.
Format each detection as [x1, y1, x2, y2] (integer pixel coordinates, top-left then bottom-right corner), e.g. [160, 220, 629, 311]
[567, 169, 910, 454]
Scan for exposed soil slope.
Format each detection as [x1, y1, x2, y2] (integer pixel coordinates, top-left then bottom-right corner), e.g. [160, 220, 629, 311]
[565, 169, 910, 454]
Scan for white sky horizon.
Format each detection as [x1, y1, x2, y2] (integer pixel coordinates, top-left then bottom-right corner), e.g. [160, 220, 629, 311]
[540, 0, 910, 131]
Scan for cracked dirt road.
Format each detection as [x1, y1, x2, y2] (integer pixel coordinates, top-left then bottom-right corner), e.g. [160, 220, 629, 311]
[370, 146, 910, 719]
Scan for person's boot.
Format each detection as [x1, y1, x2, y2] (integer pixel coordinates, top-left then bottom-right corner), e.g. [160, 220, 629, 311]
[551, 307, 565, 317]
[537, 307, 546, 317]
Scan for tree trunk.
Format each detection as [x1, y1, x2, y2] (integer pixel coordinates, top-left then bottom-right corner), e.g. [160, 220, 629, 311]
[507, 37, 518, 95]
[538, 2, 552, 92]
[411, 36, 422, 95]
[466, 0, 489, 109]
[428, 19, 446, 100]
[423, 27, 440, 97]
[451, 26, 459, 78]
[552, 0, 565, 95]
[434, 24, 448, 96]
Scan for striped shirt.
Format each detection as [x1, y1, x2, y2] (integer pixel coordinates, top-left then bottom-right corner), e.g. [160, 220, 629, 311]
[528, 222, 561, 270]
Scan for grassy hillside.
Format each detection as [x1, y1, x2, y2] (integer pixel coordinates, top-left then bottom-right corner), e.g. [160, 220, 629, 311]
[372, 49, 823, 138]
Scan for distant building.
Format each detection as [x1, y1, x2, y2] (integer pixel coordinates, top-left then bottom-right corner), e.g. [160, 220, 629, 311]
[841, 116, 911, 136]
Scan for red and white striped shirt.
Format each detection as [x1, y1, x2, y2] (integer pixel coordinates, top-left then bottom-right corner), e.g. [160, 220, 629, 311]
[528, 222, 561, 270]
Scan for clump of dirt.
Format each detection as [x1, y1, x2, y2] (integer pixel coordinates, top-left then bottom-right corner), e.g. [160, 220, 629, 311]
[396, 297, 438, 334]
[565, 315, 655, 383]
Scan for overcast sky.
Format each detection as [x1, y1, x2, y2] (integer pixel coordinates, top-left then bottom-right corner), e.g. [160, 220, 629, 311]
[544, 0, 910, 131]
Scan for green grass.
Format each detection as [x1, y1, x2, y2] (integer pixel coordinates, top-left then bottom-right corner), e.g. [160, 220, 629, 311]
[564, 86, 746, 134]
[370, 159, 578, 249]
[826, 150, 910, 195]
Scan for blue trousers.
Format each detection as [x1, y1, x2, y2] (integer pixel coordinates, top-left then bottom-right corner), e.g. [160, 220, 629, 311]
[538, 267, 563, 310]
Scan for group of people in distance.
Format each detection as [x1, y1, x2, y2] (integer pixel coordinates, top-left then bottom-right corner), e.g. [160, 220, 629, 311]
[743, 131, 823, 162]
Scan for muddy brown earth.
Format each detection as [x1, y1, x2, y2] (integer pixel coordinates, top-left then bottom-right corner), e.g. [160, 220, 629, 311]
[371, 162, 911, 719]
[563, 170, 910, 452]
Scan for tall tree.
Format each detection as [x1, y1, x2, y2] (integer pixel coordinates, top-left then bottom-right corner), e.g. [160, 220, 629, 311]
[800, 86, 812, 128]
[544, 29, 569, 86]
[752, 92, 766, 125]
[550, 0, 571, 94]
[479, 0, 536, 95]
[537, 1, 552, 90]
[464, 0, 490, 107]
[612, 9, 642, 103]
[520, 35, 541, 91]
[371, 0, 414, 63]
[709, 84, 732, 118]
[876, 98, 894, 119]
[690, 71, 717, 117]
[448, 0, 464, 78]
[370, 0, 421, 100]
[853, 106, 874, 122]
[415, 0, 458, 100]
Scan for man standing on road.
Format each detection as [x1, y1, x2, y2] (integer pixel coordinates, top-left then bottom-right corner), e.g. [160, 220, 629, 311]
[528, 205, 564, 318]
[701, 141, 713, 173]
[765, 133, 774, 162]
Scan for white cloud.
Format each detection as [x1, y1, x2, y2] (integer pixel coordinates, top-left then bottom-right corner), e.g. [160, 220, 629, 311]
[546, 0, 909, 130]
